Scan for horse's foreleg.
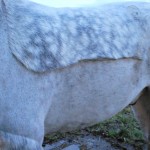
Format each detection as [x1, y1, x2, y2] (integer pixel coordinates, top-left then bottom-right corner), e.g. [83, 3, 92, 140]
[0, 131, 43, 150]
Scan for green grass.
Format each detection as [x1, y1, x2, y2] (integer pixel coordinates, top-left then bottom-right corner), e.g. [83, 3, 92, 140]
[44, 107, 146, 149]
[86, 107, 145, 148]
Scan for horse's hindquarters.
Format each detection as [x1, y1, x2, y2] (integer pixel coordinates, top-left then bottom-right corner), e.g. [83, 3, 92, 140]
[45, 58, 146, 133]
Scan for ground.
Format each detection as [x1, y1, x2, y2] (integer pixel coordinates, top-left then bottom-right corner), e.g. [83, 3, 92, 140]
[43, 107, 147, 150]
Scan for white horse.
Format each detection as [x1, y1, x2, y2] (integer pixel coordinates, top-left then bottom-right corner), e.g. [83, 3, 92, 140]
[0, 0, 150, 149]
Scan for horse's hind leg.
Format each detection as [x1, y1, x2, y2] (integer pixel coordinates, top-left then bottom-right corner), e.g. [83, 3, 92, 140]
[131, 87, 150, 148]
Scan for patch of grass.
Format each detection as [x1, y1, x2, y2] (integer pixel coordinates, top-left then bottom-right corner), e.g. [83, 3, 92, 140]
[44, 133, 64, 144]
[44, 130, 81, 145]
[86, 107, 145, 148]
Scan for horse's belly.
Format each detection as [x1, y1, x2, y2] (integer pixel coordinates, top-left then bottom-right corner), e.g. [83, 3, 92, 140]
[45, 58, 145, 133]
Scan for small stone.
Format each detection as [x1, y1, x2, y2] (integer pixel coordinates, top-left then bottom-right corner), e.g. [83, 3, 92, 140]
[44, 140, 66, 150]
[62, 144, 80, 150]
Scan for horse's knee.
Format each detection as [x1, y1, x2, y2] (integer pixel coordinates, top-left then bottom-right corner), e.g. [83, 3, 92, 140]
[0, 131, 43, 150]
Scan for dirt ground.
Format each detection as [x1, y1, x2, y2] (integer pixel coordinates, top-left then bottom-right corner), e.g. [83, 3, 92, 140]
[43, 130, 147, 150]
[43, 107, 147, 150]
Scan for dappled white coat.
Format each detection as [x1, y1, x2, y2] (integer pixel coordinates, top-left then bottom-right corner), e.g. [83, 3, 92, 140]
[0, 0, 150, 149]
